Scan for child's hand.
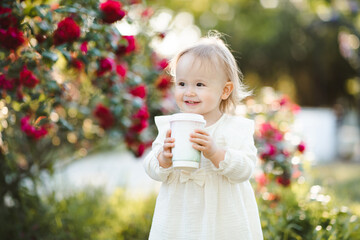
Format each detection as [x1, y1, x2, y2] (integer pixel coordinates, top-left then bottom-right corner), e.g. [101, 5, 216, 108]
[157, 129, 174, 168]
[190, 129, 217, 159]
[190, 129, 225, 168]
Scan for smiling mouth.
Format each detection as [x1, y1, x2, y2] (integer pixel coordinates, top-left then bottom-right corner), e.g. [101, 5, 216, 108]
[184, 100, 201, 105]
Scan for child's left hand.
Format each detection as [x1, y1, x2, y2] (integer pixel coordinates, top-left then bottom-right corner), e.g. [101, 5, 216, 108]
[190, 129, 218, 159]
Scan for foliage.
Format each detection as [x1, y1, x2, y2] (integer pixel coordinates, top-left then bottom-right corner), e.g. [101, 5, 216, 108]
[258, 182, 360, 240]
[242, 87, 305, 187]
[0, 0, 173, 237]
[6, 181, 358, 240]
[150, 0, 360, 107]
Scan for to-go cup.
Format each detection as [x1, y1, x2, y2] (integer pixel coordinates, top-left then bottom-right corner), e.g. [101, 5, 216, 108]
[170, 113, 206, 171]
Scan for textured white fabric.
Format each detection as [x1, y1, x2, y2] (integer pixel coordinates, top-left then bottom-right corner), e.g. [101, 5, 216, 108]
[143, 114, 263, 240]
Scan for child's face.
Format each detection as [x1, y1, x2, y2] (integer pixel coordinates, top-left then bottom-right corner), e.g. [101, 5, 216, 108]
[174, 53, 230, 124]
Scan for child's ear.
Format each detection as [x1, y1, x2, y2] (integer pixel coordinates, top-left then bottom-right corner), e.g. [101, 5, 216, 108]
[221, 81, 234, 100]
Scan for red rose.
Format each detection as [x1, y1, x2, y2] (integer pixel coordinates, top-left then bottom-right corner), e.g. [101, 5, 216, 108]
[129, 84, 147, 99]
[53, 17, 80, 45]
[0, 75, 14, 90]
[0, 27, 24, 50]
[157, 58, 169, 70]
[100, 0, 126, 24]
[20, 67, 40, 88]
[130, 105, 149, 133]
[97, 57, 115, 76]
[116, 35, 136, 55]
[276, 176, 291, 187]
[20, 116, 48, 140]
[116, 63, 127, 79]
[71, 58, 84, 70]
[297, 142, 306, 153]
[80, 41, 88, 54]
[155, 75, 172, 90]
[0, 7, 17, 29]
[93, 104, 115, 129]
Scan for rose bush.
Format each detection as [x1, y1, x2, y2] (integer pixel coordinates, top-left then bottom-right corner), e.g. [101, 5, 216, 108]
[244, 87, 305, 188]
[0, 0, 173, 237]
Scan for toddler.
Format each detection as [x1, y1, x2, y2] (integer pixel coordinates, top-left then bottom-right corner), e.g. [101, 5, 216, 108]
[143, 33, 263, 240]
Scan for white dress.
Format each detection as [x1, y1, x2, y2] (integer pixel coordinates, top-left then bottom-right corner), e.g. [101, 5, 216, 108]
[143, 114, 263, 240]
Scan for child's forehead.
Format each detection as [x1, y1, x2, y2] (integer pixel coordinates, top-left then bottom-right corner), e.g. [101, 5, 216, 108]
[177, 52, 223, 72]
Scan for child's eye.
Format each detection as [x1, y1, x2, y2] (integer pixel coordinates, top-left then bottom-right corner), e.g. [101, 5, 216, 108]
[196, 83, 205, 87]
[178, 82, 185, 86]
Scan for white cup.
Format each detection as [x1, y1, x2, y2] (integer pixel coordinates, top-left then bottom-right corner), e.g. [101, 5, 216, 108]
[170, 113, 206, 171]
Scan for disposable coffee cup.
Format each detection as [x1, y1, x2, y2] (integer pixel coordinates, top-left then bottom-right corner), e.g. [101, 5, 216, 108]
[170, 113, 206, 171]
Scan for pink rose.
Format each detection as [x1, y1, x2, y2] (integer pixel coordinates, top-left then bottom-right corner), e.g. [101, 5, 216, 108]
[80, 41, 88, 54]
[116, 63, 127, 79]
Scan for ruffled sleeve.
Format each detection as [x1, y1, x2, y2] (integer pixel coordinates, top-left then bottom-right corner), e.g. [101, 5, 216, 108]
[211, 117, 257, 183]
[143, 115, 174, 182]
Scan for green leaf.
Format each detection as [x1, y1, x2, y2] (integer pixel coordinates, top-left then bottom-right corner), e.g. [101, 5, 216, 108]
[42, 51, 59, 63]
[59, 49, 71, 62]
[54, 7, 78, 14]
[58, 118, 74, 131]
[37, 21, 51, 32]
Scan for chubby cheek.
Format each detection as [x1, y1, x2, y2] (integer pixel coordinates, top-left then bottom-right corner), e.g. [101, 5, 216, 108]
[174, 90, 184, 108]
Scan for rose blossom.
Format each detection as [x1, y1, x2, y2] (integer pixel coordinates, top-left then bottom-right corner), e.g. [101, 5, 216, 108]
[80, 41, 88, 54]
[0, 6, 17, 29]
[20, 67, 40, 88]
[0, 27, 24, 50]
[155, 75, 172, 90]
[53, 17, 80, 45]
[157, 58, 169, 70]
[97, 57, 115, 76]
[129, 84, 147, 99]
[116, 35, 136, 55]
[0, 75, 14, 90]
[71, 58, 84, 70]
[93, 104, 115, 129]
[297, 142, 306, 153]
[116, 63, 127, 79]
[276, 176, 291, 187]
[100, 0, 126, 24]
[20, 116, 48, 140]
[130, 105, 149, 133]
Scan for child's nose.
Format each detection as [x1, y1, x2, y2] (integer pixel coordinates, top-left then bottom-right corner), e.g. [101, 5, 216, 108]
[185, 87, 196, 96]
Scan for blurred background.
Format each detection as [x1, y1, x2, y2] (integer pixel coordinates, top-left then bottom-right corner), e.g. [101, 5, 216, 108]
[1, 0, 360, 239]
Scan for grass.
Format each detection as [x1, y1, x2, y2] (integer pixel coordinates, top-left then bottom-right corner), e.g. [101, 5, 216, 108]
[309, 161, 360, 215]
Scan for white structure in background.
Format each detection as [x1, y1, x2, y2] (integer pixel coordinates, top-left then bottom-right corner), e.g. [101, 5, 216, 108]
[293, 108, 337, 163]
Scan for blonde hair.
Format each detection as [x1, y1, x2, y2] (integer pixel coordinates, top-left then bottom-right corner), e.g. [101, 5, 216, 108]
[169, 31, 251, 113]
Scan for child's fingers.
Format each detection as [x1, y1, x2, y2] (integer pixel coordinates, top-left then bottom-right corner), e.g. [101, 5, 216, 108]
[190, 132, 208, 140]
[194, 129, 209, 136]
[163, 151, 173, 158]
[166, 129, 171, 138]
[190, 138, 207, 146]
[192, 143, 205, 151]
[163, 142, 175, 150]
[164, 137, 175, 143]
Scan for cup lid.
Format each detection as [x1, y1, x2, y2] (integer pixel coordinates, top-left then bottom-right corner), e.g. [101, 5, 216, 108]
[170, 113, 206, 124]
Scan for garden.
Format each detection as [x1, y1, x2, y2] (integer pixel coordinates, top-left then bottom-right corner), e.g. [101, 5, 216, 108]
[1, 0, 360, 239]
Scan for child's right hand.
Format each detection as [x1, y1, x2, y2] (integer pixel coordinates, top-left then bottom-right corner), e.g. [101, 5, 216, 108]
[157, 129, 174, 168]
